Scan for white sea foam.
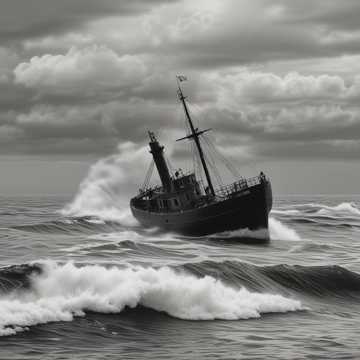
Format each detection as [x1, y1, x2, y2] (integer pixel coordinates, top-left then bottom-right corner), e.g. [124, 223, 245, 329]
[279, 202, 360, 217]
[271, 209, 301, 216]
[210, 228, 269, 240]
[316, 202, 360, 217]
[61, 143, 147, 226]
[269, 217, 301, 241]
[0, 261, 303, 336]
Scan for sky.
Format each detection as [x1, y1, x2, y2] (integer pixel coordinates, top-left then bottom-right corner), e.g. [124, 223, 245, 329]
[0, 0, 360, 195]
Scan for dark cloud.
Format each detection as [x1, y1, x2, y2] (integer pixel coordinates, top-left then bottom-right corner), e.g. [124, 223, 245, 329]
[277, 0, 360, 31]
[138, 0, 360, 68]
[0, 0, 177, 42]
[1, 0, 360, 163]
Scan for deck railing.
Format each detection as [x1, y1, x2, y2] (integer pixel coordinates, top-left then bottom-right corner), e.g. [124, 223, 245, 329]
[134, 174, 267, 208]
[214, 175, 264, 198]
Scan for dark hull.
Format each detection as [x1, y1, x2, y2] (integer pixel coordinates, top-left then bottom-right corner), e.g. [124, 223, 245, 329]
[131, 180, 272, 238]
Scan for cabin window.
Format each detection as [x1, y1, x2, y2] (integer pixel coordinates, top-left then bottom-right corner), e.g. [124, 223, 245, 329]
[174, 198, 179, 206]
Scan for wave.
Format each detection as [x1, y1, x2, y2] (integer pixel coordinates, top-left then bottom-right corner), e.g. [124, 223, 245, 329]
[181, 260, 360, 296]
[0, 261, 303, 336]
[206, 218, 301, 242]
[11, 218, 125, 235]
[272, 202, 360, 231]
[208, 228, 269, 242]
[60, 143, 148, 226]
[288, 243, 334, 253]
[275, 202, 360, 218]
[260, 264, 360, 296]
[0, 264, 41, 293]
[2, 259, 360, 336]
[269, 218, 301, 241]
[315, 202, 360, 217]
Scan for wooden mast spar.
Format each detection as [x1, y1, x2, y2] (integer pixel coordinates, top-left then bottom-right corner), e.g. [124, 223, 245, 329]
[176, 76, 215, 196]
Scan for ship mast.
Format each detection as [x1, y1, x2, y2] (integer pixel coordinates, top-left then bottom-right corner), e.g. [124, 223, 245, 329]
[176, 76, 215, 196]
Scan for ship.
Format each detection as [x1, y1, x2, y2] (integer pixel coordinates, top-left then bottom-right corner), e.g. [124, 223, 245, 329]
[130, 76, 272, 239]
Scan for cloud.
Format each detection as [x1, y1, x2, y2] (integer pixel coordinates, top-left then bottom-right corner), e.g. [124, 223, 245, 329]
[4, 62, 360, 160]
[131, 0, 360, 68]
[211, 71, 347, 105]
[0, 0, 178, 42]
[14, 45, 147, 98]
[1, 0, 360, 163]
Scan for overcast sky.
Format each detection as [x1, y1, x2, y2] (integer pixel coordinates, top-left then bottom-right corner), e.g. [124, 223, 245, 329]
[1, 0, 360, 195]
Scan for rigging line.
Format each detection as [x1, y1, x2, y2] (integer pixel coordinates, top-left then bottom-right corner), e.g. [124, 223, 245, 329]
[180, 101, 195, 174]
[186, 100, 204, 129]
[186, 101, 233, 184]
[193, 139, 204, 185]
[203, 133, 241, 179]
[200, 136, 223, 187]
[191, 138, 197, 176]
[142, 159, 155, 190]
[186, 123, 193, 173]
[201, 141, 218, 178]
[212, 140, 242, 178]
[184, 100, 221, 186]
[165, 155, 174, 176]
[186, 99, 243, 179]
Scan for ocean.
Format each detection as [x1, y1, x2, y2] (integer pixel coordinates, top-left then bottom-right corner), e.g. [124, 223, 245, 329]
[0, 194, 360, 359]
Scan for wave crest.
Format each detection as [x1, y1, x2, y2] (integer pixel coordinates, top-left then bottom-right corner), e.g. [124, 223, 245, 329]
[0, 261, 302, 336]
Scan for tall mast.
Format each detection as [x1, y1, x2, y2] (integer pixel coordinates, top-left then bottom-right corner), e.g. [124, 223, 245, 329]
[176, 77, 215, 196]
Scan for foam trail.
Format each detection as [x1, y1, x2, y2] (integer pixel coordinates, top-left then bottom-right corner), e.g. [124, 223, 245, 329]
[210, 228, 269, 240]
[316, 202, 360, 216]
[269, 217, 301, 241]
[61, 143, 149, 225]
[271, 209, 301, 216]
[0, 261, 303, 336]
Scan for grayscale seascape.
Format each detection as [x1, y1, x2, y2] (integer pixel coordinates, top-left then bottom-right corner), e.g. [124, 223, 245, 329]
[0, 195, 360, 359]
[1, 1, 360, 359]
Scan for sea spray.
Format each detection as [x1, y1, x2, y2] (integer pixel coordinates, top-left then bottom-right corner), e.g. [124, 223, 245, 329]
[61, 142, 149, 225]
[269, 217, 301, 241]
[316, 202, 360, 217]
[0, 261, 303, 336]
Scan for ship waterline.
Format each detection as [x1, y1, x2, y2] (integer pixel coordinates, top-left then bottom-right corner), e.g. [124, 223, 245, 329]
[131, 176, 272, 237]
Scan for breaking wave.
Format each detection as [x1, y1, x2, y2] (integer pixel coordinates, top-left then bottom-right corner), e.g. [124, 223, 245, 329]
[60, 143, 147, 226]
[181, 260, 360, 297]
[272, 201, 360, 231]
[206, 218, 301, 242]
[2, 258, 360, 336]
[273, 202, 360, 218]
[269, 217, 301, 241]
[315, 202, 360, 217]
[0, 261, 303, 336]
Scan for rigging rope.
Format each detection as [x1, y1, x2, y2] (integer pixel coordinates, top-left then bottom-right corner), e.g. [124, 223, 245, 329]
[200, 137, 224, 187]
[203, 134, 241, 179]
[185, 100, 241, 180]
[165, 155, 174, 177]
[178, 96, 247, 191]
[141, 159, 155, 190]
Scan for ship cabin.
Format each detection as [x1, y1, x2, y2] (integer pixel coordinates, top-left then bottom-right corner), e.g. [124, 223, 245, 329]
[134, 171, 205, 213]
[130, 131, 210, 213]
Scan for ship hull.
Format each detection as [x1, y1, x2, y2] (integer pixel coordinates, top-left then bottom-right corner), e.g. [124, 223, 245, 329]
[131, 180, 272, 239]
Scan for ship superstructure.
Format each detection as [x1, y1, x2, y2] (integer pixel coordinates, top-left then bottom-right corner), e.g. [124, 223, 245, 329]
[130, 77, 272, 238]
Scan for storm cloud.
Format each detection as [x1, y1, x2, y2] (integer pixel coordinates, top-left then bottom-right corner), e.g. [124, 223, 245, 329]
[1, 0, 360, 162]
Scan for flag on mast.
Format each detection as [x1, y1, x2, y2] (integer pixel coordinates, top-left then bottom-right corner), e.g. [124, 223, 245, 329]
[176, 75, 187, 82]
